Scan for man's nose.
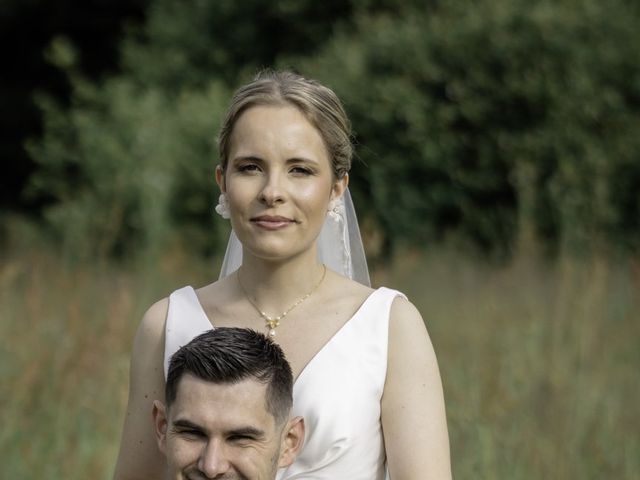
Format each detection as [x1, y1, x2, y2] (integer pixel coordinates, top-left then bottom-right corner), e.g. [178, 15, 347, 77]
[198, 439, 231, 478]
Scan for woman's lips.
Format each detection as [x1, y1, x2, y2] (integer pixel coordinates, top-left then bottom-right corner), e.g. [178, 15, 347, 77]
[251, 215, 295, 230]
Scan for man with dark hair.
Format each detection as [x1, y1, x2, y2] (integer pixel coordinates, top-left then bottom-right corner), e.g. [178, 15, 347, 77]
[152, 328, 304, 479]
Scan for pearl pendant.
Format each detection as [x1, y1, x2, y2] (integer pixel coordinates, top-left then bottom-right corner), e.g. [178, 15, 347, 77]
[268, 328, 276, 337]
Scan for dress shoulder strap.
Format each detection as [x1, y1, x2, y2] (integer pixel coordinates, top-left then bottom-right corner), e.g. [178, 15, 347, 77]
[164, 286, 213, 378]
[350, 286, 407, 372]
[356, 287, 407, 325]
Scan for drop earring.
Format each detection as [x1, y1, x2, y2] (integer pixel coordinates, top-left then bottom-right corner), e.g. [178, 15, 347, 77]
[215, 194, 230, 219]
[327, 198, 343, 222]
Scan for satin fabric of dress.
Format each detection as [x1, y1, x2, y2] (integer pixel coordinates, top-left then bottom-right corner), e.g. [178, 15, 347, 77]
[164, 286, 404, 479]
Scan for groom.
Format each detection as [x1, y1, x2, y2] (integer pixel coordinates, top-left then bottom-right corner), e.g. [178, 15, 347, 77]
[152, 327, 304, 479]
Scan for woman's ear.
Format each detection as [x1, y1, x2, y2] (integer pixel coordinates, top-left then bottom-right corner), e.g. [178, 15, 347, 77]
[330, 173, 349, 201]
[215, 165, 226, 193]
[152, 400, 168, 455]
[278, 416, 305, 468]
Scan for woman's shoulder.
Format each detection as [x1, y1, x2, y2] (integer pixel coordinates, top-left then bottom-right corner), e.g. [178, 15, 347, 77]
[192, 275, 239, 314]
[135, 296, 170, 345]
[338, 278, 421, 329]
[388, 293, 422, 323]
[193, 274, 234, 297]
[135, 280, 211, 342]
[324, 269, 375, 301]
[380, 288, 431, 352]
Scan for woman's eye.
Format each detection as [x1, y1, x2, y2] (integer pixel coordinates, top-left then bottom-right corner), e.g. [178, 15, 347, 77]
[238, 164, 260, 173]
[290, 166, 313, 175]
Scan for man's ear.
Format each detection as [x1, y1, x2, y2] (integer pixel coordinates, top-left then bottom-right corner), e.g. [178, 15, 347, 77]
[278, 416, 305, 468]
[330, 173, 348, 202]
[215, 165, 226, 193]
[152, 400, 168, 455]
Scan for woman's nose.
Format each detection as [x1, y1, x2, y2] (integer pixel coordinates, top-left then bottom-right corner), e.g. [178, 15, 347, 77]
[259, 172, 285, 206]
[198, 439, 231, 477]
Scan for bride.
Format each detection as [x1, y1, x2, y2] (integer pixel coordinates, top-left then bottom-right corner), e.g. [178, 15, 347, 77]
[113, 70, 451, 479]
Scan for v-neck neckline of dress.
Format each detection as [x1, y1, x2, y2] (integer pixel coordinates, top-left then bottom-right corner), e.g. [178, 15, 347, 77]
[188, 286, 383, 386]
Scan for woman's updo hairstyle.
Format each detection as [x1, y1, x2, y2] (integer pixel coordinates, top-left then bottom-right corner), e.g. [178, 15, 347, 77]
[218, 70, 353, 179]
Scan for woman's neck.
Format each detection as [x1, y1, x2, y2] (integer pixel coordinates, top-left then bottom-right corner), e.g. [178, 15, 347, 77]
[237, 248, 326, 311]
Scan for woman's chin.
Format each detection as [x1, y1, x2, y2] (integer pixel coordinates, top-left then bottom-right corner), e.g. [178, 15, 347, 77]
[242, 241, 316, 264]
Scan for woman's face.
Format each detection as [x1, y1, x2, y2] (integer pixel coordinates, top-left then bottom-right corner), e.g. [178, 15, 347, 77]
[217, 105, 347, 262]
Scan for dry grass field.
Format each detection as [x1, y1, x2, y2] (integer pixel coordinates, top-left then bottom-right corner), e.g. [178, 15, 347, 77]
[1, 236, 638, 478]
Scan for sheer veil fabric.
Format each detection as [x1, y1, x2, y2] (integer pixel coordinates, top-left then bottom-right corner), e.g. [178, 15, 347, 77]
[218, 188, 371, 286]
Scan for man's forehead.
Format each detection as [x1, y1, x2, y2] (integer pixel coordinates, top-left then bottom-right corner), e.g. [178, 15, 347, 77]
[170, 373, 274, 428]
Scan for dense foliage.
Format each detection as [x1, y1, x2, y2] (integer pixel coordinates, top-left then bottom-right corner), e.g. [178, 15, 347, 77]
[28, 0, 640, 259]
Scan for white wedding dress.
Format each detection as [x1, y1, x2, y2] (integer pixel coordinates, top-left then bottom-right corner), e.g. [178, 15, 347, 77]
[164, 285, 404, 479]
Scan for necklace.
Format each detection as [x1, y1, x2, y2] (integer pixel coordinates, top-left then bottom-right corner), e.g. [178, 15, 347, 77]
[237, 265, 327, 338]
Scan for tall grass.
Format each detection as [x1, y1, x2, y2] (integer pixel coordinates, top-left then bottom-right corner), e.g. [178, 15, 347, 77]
[1, 235, 638, 478]
[380, 248, 640, 479]
[0, 228, 215, 479]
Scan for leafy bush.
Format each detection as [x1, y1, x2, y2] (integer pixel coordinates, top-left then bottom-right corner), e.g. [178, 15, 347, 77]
[28, 37, 230, 257]
[300, 0, 640, 255]
[28, 0, 640, 259]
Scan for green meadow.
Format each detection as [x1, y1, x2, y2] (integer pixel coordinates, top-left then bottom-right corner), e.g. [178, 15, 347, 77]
[1, 234, 637, 479]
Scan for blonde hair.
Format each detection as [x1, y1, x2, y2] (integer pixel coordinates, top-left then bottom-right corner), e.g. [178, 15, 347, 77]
[218, 70, 352, 179]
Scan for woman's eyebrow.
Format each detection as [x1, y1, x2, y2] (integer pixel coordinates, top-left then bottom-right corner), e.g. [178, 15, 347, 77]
[285, 156, 319, 165]
[231, 155, 264, 163]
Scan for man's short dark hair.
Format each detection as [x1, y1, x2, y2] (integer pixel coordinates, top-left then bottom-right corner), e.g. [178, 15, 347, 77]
[166, 328, 293, 425]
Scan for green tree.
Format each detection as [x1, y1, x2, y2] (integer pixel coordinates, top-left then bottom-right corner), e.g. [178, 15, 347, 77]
[27, 0, 431, 259]
[28, 0, 640, 259]
[28, 37, 229, 258]
[298, 0, 640, 255]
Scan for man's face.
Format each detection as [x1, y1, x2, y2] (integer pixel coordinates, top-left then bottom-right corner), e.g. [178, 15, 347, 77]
[154, 373, 302, 480]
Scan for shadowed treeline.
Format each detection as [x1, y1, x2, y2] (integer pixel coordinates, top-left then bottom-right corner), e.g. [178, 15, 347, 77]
[5, 0, 638, 261]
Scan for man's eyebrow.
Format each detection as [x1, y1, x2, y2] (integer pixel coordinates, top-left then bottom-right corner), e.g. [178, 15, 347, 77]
[228, 426, 266, 439]
[171, 419, 266, 438]
[172, 418, 203, 430]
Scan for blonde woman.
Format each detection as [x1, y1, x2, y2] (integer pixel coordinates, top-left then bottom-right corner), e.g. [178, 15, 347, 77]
[113, 70, 451, 480]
